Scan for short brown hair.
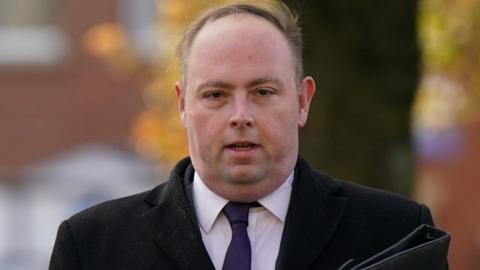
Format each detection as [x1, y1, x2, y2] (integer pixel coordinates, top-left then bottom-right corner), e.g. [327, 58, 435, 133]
[177, 1, 303, 87]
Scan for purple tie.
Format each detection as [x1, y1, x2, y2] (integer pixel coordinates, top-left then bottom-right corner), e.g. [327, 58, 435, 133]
[222, 202, 251, 270]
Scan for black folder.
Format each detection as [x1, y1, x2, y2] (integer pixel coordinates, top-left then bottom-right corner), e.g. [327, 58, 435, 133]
[338, 224, 450, 270]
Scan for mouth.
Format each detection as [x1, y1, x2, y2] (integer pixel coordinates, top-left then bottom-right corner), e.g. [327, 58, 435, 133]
[225, 142, 259, 151]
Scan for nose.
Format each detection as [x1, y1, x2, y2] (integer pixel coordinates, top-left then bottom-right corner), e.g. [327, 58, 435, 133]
[229, 97, 254, 129]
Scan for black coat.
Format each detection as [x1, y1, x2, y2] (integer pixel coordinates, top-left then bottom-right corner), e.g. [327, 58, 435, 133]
[49, 157, 433, 270]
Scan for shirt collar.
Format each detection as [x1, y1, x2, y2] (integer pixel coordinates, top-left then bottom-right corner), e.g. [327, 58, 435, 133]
[192, 171, 294, 233]
[258, 171, 293, 223]
[193, 172, 228, 233]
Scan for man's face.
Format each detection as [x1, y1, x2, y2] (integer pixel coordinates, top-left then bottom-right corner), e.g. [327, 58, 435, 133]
[176, 15, 315, 202]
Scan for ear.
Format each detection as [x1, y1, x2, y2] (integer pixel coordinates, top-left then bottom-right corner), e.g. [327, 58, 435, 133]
[298, 76, 316, 128]
[175, 82, 187, 127]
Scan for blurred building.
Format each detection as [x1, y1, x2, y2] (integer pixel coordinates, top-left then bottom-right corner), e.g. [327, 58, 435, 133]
[0, 0, 159, 269]
[414, 75, 480, 270]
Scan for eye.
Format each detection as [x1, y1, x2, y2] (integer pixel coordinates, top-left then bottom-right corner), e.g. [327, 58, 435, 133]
[204, 91, 225, 100]
[256, 88, 275, 96]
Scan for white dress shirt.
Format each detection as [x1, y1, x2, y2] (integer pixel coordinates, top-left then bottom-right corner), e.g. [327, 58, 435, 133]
[192, 171, 294, 270]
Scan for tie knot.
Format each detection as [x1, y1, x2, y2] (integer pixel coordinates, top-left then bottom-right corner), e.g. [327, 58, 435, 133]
[223, 202, 252, 226]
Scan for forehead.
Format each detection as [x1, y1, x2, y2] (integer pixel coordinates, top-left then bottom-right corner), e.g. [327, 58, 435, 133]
[186, 15, 295, 81]
[192, 14, 290, 58]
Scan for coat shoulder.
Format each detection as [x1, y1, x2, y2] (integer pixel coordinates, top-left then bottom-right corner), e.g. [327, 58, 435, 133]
[67, 183, 166, 229]
[65, 157, 193, 227]
[314, 169, 432, 226]
[307, 170, 434, 250]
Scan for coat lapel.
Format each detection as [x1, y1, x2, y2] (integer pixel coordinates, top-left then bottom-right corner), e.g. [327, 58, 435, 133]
[276, 157, 347, 270]
[138, 156, 345, 270]
[142, 158, 215, 270]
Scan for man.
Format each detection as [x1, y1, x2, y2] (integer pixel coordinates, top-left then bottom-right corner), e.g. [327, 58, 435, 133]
[49, 2, 434, 270]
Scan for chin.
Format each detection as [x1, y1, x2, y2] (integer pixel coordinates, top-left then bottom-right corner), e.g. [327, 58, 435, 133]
[226, 170, 263, 185]
[223, 186, 266, 203]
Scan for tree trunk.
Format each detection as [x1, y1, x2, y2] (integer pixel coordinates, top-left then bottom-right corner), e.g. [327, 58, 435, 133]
[284, 0, 420, 194]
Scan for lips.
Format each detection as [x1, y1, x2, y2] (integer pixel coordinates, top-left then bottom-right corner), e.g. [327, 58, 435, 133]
[225, 142, 259, 151]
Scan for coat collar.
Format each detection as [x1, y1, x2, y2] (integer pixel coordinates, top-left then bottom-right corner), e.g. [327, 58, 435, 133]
[142, 157, 215, 270]
[276, 156, 347, 270]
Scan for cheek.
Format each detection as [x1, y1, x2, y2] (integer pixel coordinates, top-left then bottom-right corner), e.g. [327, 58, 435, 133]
[258, 108, 299, 147]
[187, 113, 207, 140]
[187, 109, 225, 146]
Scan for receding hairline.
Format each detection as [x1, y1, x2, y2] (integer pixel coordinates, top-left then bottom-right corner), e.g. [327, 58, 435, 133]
[177, 2, 303, 88]
[188, 14, 295, 66]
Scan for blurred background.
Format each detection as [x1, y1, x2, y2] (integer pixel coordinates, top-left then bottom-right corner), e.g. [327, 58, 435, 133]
[0, 0, 478, 269]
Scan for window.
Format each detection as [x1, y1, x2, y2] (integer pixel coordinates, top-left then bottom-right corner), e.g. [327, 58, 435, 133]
[119, 0, 162, 62]
[0, 0, 68, 66]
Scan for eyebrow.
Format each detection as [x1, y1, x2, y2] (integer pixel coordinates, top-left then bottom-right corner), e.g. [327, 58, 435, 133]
[196, 80, 235, 92]
[196, 77, 284, 92]
[246, 77, 284, 89]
